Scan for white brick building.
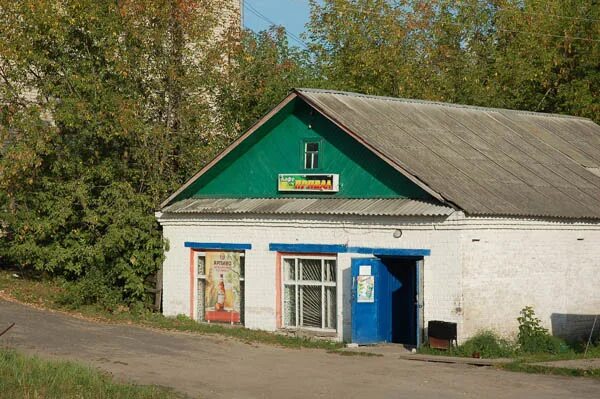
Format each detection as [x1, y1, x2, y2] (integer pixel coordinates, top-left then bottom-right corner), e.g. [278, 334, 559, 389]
[157, 89, 600, 345]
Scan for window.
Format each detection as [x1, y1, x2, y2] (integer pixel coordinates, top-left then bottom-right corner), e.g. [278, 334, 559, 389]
[282, 256, 336, 330]
[196, 252, 245, 324]
[304, 141, 319, 169]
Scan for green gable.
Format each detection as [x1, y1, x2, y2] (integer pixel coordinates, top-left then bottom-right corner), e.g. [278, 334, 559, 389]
[173, 98, 430, 201]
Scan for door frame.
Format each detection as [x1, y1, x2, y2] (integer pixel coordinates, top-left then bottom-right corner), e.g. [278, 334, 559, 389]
[351, 255, 425, 347]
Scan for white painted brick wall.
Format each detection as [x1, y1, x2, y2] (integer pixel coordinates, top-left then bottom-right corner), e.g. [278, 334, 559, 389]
[458, 217, 600, 341]
[158, 211, 600, 342]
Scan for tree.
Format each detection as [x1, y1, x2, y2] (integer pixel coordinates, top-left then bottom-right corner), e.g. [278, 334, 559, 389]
[215, 25, 318, 137]
[0, 0, 237, 307]
[307, 0, 600, 122]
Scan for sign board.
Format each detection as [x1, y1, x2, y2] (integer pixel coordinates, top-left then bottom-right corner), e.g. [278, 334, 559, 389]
[359, 265, 371, 276]
[278, 174, 339, 192]
[204, 251, 241, 323]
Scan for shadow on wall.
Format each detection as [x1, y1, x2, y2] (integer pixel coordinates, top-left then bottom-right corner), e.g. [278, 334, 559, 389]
[551, 313, 600, 341]
[342, 266, 351, 341]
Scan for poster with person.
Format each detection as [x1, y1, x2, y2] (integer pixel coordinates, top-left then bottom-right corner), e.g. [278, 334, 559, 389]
[205, 251, 241, 323]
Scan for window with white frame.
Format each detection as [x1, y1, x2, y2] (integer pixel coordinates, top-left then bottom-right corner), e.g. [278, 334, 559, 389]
[282, 256, 336, 330]
[196, 252, 245, 324]
[304, 141, 319, 169]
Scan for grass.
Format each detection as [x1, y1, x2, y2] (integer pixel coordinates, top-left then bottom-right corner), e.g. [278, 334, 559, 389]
[500, 360, 600, 378]
[419, 330, 515, 359]
[0, 349, 181, 399]
[418, 329, 600, 379]
[327, 349, 383, 357]
[0, 270, 343, 351]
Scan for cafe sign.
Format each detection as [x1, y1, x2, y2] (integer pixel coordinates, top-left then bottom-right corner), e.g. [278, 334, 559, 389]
[278, 174, 339, 192]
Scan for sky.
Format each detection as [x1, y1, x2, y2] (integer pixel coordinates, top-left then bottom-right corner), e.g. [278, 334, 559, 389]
[242, 0, 315, 47]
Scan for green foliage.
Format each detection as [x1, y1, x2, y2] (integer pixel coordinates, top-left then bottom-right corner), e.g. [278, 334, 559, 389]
[420, 330, 515, 358]
[0, 349, 180, 398]
[454, 330, 516, 358]
[307, 0, 600, 122]
[215, 25, 318, 137]
[517, 306, 565, 354]
[0, 0, 235, 307]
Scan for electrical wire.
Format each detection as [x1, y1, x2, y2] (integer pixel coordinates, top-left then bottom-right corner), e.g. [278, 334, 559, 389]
[300, 1, 600, 43]
[244, 0, 310, 48]
[294, 0, 600, 24]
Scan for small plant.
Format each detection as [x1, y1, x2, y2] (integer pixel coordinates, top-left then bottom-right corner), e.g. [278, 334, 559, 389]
[419, 330, 515, 358]
[517, 306, 563, 354]
[454, 330, 515, 358]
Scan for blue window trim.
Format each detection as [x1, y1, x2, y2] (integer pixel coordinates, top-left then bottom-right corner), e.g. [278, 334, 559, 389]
[268, 243, 430, 257]
[184, 242, 252, 251]
[269, 243, 346, 253]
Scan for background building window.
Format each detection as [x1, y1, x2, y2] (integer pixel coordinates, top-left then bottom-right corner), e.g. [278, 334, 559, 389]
[304, 141, 319, 169]
[282, 256, 336, 330]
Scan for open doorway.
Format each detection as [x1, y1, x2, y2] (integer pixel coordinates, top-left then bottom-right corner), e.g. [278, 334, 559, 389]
[380, 257, 418, 346]
[351, 256, 423, 346]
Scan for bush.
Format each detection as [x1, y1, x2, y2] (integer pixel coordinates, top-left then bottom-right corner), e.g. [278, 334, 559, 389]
[517, 306, 564, 354]
[454, 330, 515, 358]
[56, 268, 123, 312]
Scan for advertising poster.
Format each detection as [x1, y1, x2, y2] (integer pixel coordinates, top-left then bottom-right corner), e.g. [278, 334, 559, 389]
[205, 251, 241, 323]
[357, 275, 375, 303]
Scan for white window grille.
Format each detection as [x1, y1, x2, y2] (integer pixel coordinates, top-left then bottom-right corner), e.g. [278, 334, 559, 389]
[282, 256, 337, 331]
[196, 253, 245, 324]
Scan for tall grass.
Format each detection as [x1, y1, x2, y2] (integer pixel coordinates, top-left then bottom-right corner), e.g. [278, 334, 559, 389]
[0, 349, 180, 399]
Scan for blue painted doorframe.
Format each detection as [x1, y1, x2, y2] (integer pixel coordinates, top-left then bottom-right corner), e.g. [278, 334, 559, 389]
[351, 256, 424, 347]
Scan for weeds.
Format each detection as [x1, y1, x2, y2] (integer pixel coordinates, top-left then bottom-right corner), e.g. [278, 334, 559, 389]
[419, 330, 515, 359]
[517, 306, 565, 355]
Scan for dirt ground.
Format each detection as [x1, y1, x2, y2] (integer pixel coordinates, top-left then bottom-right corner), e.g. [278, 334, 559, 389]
[1, 300, 598, 399]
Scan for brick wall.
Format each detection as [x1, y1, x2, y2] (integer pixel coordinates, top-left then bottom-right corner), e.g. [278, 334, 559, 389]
[157, 211, 600, 342]
[456, 216, 600, 341]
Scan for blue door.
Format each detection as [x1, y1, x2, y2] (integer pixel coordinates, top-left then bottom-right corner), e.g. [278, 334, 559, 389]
[351, 257, 385, 344]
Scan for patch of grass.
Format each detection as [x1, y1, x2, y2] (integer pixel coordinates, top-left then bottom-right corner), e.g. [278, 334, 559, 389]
[327, 349, 383, 357]
[0, 349, 181, 398]
[0, 270, 63, 309]
[500, 360, 600, 379]
[0, 270, 343, 351]
[419, 330, 515, 359]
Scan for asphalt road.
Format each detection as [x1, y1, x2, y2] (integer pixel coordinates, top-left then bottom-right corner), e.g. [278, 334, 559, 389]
[1, 299, 598, 398]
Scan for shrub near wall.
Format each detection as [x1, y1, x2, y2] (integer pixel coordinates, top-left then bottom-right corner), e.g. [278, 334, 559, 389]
[517, 306, 564, 355]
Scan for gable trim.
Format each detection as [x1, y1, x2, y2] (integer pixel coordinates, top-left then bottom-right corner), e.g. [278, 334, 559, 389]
[159, 93, 299, 209]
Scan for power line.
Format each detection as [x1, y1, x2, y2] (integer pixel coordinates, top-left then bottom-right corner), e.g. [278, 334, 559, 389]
[474, 2, 600, 23]
[244, 1, 309, 48]
[296, 0, 600, 24]
[305, 1, 600, 43]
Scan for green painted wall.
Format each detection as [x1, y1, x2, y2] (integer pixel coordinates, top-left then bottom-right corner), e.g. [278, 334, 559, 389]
[174, 99, 429, 201]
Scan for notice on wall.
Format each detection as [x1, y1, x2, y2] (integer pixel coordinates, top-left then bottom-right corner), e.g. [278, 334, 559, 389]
[356, 275, 375, 303]
[205, 251, 241, 323]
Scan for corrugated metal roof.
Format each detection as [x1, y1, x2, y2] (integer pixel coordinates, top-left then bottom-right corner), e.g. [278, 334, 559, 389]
[162, 198, 455, 217]
[296, 89, 600, 219]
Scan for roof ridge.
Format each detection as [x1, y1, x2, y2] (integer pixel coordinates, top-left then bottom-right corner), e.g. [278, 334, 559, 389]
[294, 88, 591, 121]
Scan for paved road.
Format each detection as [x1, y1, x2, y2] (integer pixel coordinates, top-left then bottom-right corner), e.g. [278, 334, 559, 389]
[1, 300, 598, 399]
